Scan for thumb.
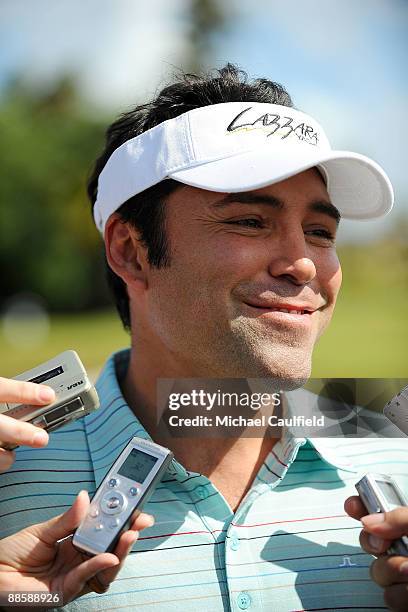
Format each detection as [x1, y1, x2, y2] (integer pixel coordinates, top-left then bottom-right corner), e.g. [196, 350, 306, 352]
[30, 490, 90, 545]
[362, 506, 408, 539]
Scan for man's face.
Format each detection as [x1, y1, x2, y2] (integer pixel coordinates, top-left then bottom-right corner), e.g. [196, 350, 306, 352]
[139, 168, 342, 383]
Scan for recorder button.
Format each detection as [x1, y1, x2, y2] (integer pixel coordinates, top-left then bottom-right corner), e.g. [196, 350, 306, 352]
[95, 523, 104, 531]
[129, 487, 140, 497]
[108, 478, 120, 488]
[107, 496, 121, 509]
[108, 518, 121, 529]
[89, 507, 99, 518]
[101, 491, 126, 515]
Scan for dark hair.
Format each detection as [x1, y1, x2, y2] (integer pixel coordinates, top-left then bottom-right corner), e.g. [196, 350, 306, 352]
[87, 63, 293, 331]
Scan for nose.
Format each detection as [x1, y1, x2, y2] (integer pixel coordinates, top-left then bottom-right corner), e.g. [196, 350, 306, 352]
[268, 242, 317, 285]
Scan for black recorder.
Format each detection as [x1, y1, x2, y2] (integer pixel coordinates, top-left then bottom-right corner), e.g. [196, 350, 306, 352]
[0, 350, 99, 450]
[73, 436, 174, 556]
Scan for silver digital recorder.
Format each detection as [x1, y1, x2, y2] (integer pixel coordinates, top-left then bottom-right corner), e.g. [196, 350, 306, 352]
[384, 385, 408, 436]
[355, 473, 408, 556]
[73, 436, 174, 556]
[0, 350, 99, 450]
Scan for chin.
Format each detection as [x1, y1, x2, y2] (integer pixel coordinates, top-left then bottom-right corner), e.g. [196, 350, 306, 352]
[244, 347, 312, 390]
[271, 373, 310, 391]
[230, 318, 314, 380]
[256, 365, 311, 391]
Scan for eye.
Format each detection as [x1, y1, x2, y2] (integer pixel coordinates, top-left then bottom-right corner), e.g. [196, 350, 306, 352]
[306, 228, 336, 242]
[225, 219, 264, 229]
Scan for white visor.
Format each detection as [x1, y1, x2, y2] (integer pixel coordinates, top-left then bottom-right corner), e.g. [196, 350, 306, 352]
[94, 102, 394, 234]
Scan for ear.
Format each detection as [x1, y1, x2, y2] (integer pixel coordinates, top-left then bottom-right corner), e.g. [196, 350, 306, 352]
[104, 213, 148, 291]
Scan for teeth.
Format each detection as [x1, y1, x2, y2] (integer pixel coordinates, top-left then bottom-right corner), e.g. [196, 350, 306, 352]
[249, 304, 311, 314]
[273, 308, 306, 315]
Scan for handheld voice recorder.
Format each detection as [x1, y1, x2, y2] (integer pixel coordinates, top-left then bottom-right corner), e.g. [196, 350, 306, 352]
[384, 385, 408, 436]
[355, 473, 408, 556]
[73, 436, 174, 556]
[0, 350, 99, 450]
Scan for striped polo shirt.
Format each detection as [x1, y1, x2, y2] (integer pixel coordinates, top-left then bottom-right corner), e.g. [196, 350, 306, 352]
[1, 349, 408, 612]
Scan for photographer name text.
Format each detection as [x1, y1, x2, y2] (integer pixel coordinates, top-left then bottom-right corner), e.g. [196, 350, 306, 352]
[167, 414, 325, 428]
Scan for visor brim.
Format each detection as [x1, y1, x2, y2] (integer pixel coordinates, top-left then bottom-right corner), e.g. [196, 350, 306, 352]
[170, 147, 394, 220]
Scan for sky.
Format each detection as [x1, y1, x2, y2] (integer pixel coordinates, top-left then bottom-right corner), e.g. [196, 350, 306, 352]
[1, 0, 407, 242]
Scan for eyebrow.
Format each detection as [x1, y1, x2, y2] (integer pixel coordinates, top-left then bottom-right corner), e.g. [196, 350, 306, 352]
[211, 192, 341, 225]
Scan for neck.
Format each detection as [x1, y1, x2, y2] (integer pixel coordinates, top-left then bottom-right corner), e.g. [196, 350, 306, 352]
[120, 345, 281, 478]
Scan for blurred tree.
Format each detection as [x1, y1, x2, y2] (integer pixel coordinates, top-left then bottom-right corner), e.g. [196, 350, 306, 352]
[0, 1, 235, 314]
[0, 77, 111, 311]
[186, 0, 232, 72]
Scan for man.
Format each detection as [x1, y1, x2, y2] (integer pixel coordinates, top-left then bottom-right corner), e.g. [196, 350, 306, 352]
[1, 64, 408, 611]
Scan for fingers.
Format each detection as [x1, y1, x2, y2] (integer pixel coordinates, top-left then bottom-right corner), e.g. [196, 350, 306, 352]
[348, 496, 408, 609]
[358, 507, 408, 557]
[0, 377, 55, 405]
[360, 528, 393, 556]
[114, 528, 140, 561]
[65, 521, 150, 601]
[63, 553, 120, 603]
[0, 412, 49, 448]
[383, 582, 408, 612]
[362, 507, 408, 540]
[30, 490, 90, 545]
[344, 495, 367, 520]
[130, 511, 155, 532]
[95, 531, 138, 587]
[49, 505, 154, 600]
[0, 378, 54, 455]
[359, 506, 408, 610]
[370, 554, 408, 587]
[0, 447, 16, 472]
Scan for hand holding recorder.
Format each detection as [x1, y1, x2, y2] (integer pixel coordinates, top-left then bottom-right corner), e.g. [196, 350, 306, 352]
[0, 376, 54, 472]
[0, 351, 99, 472]
[0, 490, 154, 603]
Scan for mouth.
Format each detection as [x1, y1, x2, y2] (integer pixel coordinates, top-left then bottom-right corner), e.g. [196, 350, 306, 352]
[241, 301, 318, 327]
[243, 302, 316, 316]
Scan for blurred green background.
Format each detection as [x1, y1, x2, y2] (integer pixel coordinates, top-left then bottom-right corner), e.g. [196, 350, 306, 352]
[1, 0, 407, 379]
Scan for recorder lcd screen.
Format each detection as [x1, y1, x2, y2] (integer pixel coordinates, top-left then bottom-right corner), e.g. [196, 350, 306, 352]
[29, 366, 64, 385]
[118, 449, 158, 483]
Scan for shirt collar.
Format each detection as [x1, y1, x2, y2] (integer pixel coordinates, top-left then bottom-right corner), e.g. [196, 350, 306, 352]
[283, 388, 358, 473]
